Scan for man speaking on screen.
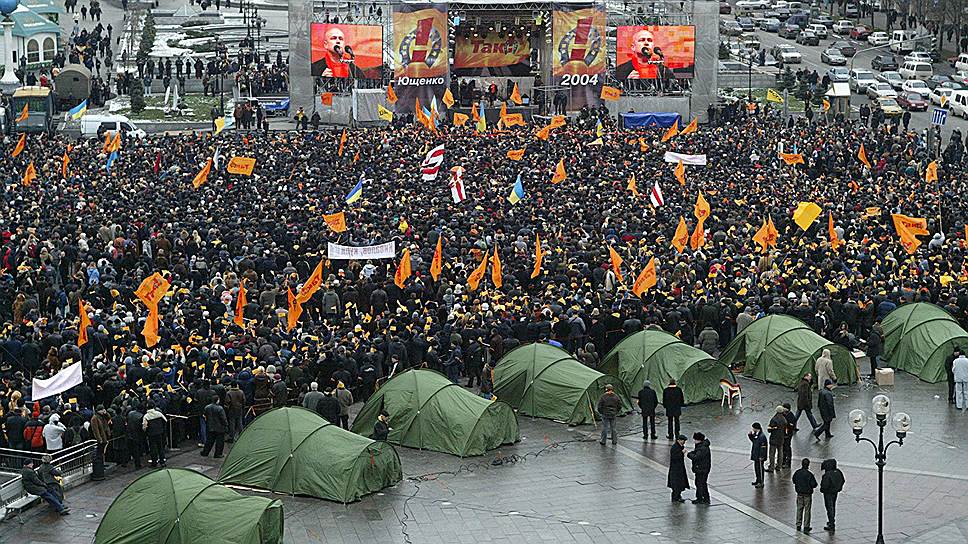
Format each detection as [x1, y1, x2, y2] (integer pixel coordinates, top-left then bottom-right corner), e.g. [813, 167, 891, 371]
[312, 27, 367, 78]
[616, 28, 674, 81]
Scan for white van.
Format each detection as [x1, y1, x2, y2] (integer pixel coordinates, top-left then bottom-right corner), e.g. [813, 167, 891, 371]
[899, 61, 933, 80]
[952, 91, 968, 118]
[955, 53, 968, 73]
[890, 30, 917, 53]
[79, 114, 147, 139]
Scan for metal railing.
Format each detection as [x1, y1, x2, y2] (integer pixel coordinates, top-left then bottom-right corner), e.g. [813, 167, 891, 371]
[0, 441, 97, 488]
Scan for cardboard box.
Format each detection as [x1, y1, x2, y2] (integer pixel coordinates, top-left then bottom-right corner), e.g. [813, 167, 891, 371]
[875, 368, 894, 386]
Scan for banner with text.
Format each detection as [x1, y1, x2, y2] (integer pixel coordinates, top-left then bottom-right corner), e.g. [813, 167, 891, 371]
[328, 241, 397, 260]
[454, 31, 532, 76]
[392, 3, 449, 113]
[552, 3, 606, 109]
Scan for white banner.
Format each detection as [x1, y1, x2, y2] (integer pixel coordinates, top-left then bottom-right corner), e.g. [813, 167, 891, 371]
[327, 241, 396, 260]
[32, 362, 83, 401]
[663, 152, 708, 166]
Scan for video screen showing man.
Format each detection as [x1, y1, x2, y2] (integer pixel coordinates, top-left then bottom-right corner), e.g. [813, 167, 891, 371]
[615, 26, 696, 81]
[310, 24, 383, 79]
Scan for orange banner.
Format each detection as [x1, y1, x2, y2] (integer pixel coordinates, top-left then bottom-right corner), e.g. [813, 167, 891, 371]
[454, 31, 531, 76]
[552, 5, 606, 109]
[392, 4, 449, 112]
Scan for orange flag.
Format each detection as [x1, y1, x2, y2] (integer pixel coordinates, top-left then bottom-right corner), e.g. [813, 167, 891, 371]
[22, 162, 36, 186]
[627, 174, 639, 197]
[896, 221, 921, 254]
[674, 160, 685, 186]
[109, 131, 122, 153]
[608, 245, 624, 284]
[551, 159, 566, 184]
[234, 279, 247, 327]
[661, 120, 679, 142]
[430, 237, 443, 281]
[323, 211, 347, 233]
[891, 214, 929, 236]
[77, 299, 91, 347]
[102, 131, 112, 153]
[510, 83, 523, 105]
[15, 103, 28, 123]
[471, 102, 480, 122]
[442, 87, 455, 108]
[142, 308, 160, 348]
[338, 128, 348, 156]
[600, 85, 621, 101]
[689, 220, 705, 250]
[504, 113, 525, 127]
[491, 245, 503, 289]
[693, 192, 710, 221]
[467, 253, 488, 291]
[320, 92, 334, 106]
[454, 112, 469, 126]
[386, 83, 398, 104]
[135, 272, 171, 308]
[680, 118, 698, 135]
[828, 212, 841, 251]
[192, 158, 212, 188]
[632, 257, 657, 297]
[286, 288, 303, 332]
[752, 219, 771, 253]
[62, 151, 70, 178]
[550, 115, 567, 129]
[11, 133, 25, 158]
[925, 160, 938, 183]
[638, 138, 650, 153]
[672, 217, 689, 253]
[531, 234, 543, 279]
[394, 248, 412, 289]
[296, 260, 324, 303]
[858, 143, 871, 169]
[535, 124, 552, 141]
[779, 152, 804, 165]
[507, 148, 526, 161]
[498, 102, 508, 127]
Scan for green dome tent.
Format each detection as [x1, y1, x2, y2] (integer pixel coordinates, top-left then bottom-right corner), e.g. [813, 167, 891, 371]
[719, 315, 857, 388]
[94, 468, 283, 544]
[351, 369, 520, 457]
[494, 343, 632, 425]
[217, 407, 402, 503]
[600, 330, 736, 404]
[882, 302, 968, 383]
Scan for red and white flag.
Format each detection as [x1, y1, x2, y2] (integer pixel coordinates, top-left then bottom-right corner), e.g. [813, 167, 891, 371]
[421, 144, 445, 181]
[449, 166, 466, 203]
[649, 179, 665, 207]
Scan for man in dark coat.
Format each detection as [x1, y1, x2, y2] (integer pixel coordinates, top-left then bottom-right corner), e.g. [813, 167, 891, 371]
[782, 402, 796, 468]
[20, 459, 69, 515]
[662, 379, 684, 440]
[667, 434, 689, 502]
[201, 396, 228, 458]
[686, 432, 711, 504]
[866, 321, 883, 379]
[820, 458, 845, 531]
[637, 380, 658, 439]
[126, 404, 145, 469]
[793, 458, 818, 533]
[794, 373, 819, 430]
[813, 380, 836, 440]
[597, 384, 622, 445]
[316, 388, 341, 424]
[766, 406, 788, 472]
[373, 411, 390, 441]
[748, 422, 768, 488]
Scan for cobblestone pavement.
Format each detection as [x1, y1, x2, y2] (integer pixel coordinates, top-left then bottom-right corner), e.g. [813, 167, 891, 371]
[3, 372, 967, 544]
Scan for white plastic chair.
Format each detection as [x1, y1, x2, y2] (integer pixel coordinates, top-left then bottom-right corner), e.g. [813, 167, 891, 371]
[720, 379, 743, 409]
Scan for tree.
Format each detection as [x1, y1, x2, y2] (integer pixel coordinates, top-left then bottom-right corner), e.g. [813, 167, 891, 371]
[130, 79, 145, 113]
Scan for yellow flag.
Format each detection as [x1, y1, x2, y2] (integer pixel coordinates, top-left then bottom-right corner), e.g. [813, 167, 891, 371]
[628, 174, 639, 197]
[693, 192, 710, 221]
[674, 160, 685, 186]
[510, 83, 523, 105]
[672, 217, 689, 253]
[779, 152, 804, 166]
[507, 148, 526, 161]
[608, 245, 624, 284]
[214, 117, 226, 135]
[680, 118, 698, 135]
[62, 151, 70, 178]
[234, 279, 247, 327]
[377, 104, 394, 122]
[323, 211, 347, 233]
[661, 120, 679, 142]
[386, 83, 398, 104]
[21, 161, 36, 186]
[690, 220, 706, 250]
[430, 237, 443, 281]
[467, 253, 488, 291]
[632, 257, 657, 297]
[296, 260, 325, 304]
[752, 219, 771, 253]
[793, 202, 822, 231]
[192, 158, 213, 188]
[453, 112, 469, 126]
[135, 272, 171, 308]
[638, 137, 650, 153]
[531, 234, 543, 279]
[226, 156, 256, 175]
[394, 249, 412, 289]
[442, 88, 455, 108]
[766, 88, 785, 103]
[858, 144, 872, 169]
[828, 212, 841, 251]
[78, 299, 91, 347]
[491, 245, 503, 289]
[925, 160, 938, 183]
[600, 85, 621, 101]
[551, 159, 566, 184]
[11, 133, 25, 158]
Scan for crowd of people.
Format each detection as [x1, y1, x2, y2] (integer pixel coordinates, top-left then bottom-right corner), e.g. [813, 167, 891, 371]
[0, 94, 964, 518]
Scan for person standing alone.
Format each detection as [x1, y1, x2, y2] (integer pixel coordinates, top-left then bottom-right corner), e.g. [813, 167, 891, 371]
[637, 380, 658, 439]
[663, 379, 684, 440]
[766, 406, 788, 472]
[820, 458, 845, 532]
[687, 432, 711, 504]
[953, 351, 968, 410]
[748, 422, 768, 488]
[792, 458, 818, 533]
[598, 384, 622, 445]
[201, 396, 228, 458]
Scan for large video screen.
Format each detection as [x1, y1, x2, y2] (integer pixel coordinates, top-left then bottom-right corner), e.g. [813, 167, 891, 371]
[552, 4, 606, 108]
[310, 23, 384, 79]
[615, 25, 696, 80]
[454, 31, 532, 76]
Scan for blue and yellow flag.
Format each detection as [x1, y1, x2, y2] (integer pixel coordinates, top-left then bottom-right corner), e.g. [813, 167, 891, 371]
[67, 99, 88, 120]
[345, 174, 364, 204]
[476, 101, 486, 133]
[507, 174, 524, 204]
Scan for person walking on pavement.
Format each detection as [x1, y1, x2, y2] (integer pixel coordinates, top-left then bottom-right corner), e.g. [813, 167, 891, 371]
[946, 351, 957, 405]
[814, 380, 836, 440]
[686, 432, 711, 504]
[598, 384, 623, 445]
[793, 458, 818, 533]
[748, 422, 768, 487]
[637, 380, 658, 439]
[794, 373, 819, 431]
[766, 406, 788, 472]
[815, 349, 837, 390]
[667, 434, 689, 503]
[201, 396, 228, 458]
[953, 351, 968, 410]
[820, 458, 845, 532]
[663, 379, 684, 440]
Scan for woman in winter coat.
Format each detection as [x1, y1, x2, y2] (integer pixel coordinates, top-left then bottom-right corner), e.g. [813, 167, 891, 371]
[667, 435, 690, 502]
[815, 349, 836, 391]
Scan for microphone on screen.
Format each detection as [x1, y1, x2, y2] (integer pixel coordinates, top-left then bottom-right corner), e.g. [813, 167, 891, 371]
[345, 45, 356, 59]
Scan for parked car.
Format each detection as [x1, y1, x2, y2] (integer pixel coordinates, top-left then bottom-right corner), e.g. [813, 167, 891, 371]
[832, 20, 853, 35]
[871, 54, 898, 71]
[822, 48, 848, 66]
[813, 15, 835, 28]
[924, 75, 952, 89]
[868, 32, 890, 46]
[806, 23, 829, 39]
[720, 1, 732, 14]
[849, 69, 877, 92]
[736, 17, 756, 31]
[900, 78, 930, 98]
[878, 70, 904, 89]
[952, 91, 968, 118]
[772, 43, 802, 63]
[796, 30, 820, 46]
[875, 97, 903, 116]
[903, 51, 933, 64]
[760, 18, 782, 32]
[826, 67, 850, 82]
[830, 41, 856, 57]
[866, 82, 898, 99]
[897, 93, 928, 111]
[844, 3, 859, 17]
[738, 33, 761, 50]
[930, 86, 956, 106]
[721, 20, 744, 36]
[850, 26, 872, 40]
[778, 23, 800, 39]
[736, 0, 770, 9]
[775, 7, 792, 20]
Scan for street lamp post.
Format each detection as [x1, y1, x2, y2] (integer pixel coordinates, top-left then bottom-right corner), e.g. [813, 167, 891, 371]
[849, 395, 912, 544]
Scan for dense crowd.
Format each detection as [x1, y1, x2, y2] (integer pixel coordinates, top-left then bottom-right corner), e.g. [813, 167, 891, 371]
[0, 100, 964, 481]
